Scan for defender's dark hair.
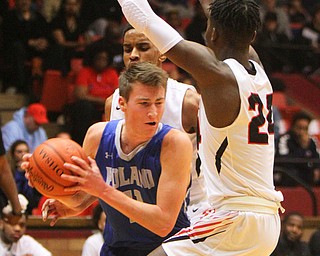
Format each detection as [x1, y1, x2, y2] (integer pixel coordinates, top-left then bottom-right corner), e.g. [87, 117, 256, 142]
[209, 0, 261, 42]
[122, 24, 135, 38]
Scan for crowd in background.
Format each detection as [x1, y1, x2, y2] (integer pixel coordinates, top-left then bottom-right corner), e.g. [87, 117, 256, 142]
[0, 0, 318, 208]
[0, 0, 320, 96]
[0, 0, 319, 255]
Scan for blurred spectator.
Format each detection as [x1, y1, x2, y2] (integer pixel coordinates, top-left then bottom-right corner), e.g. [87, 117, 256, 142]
[275, 111, 320, 186]
[46, 0, 91, 76]
[303, 0, 319, 17]
[185, 1, 206, 45]
[40, 0, 62, 22]
[287, 0, 310, 40]
[309, 229, 320, 256]
[0, 0, 9, 20]
[9, 140, 42, 215]
[83, 20, 123, 73]
[1, 0, 50, 96]
[55, 130, 72, 139]
[164, 7, 186, 38]
[160, 0, 194, 19]
[0, 0, 9, 90]
[254, 11, 292, 74]
[64, 45, 118, 145]
[1, 103, 48, 153]
[259, 0, 293, 40]
[80, 0, 122, 27]
[81, 204, 106, 256]
[301, 4, 320, 74]
[0, 194, 52, 255]
[273, 106, 283, 141]
[271, 212, 311, 256]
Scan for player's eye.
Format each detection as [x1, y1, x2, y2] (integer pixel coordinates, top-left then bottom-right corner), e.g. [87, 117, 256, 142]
[123, 47, 132, 53]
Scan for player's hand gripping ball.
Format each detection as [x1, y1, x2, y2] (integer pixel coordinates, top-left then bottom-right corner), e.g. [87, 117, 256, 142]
[29, 138, 88, 199]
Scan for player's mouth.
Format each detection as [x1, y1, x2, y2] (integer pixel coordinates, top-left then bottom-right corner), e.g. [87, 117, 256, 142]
[146, 122, 157, 126]
[129, 60, 140, 66]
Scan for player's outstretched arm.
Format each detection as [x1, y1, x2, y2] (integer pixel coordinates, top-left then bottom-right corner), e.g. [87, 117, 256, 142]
[116, 0, 241, 129]
[116, 0, 221, 86]
[41, 196, 97, 226]
[0, 155, 22, 217]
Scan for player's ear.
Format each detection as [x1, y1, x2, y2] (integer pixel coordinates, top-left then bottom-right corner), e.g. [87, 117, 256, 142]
[159, 55, 167, 63]
[211, 27, 218, 42]
[118, 96, 127, 112]
[251, 31, 257, 44]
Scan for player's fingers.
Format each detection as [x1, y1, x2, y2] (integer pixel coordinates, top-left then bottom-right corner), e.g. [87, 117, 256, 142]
[64, 162, 88, 177]
[88, 157, 100, 173]
[71, 155, 90, 168]
[64, 186, 80, 192]
[50, 216, 60, 226]
[42, 205, 49, 220]
[41, 199, 55, 211]
[22, 153, 32, 160]
[24, 172, 35, 187]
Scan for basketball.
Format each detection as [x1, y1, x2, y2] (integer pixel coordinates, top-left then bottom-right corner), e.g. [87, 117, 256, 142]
[29, 138, 88, 199]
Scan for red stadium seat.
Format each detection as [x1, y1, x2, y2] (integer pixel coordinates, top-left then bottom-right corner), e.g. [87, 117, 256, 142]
[277, 187, 320, 217]
[40, 70, 68, 113]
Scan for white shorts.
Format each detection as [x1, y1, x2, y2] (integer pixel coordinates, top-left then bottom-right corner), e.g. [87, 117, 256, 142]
[162, 207, 280, 256]
[186, 200, 211, 225]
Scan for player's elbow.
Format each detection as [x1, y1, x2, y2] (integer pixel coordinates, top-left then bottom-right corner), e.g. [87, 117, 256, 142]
[156, 224, 175, 237]
[154, 217, 177, 237]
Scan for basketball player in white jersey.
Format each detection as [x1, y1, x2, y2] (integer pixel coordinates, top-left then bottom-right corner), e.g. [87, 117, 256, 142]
[116, 0, 284, 255]
[104, 25, 208, 221]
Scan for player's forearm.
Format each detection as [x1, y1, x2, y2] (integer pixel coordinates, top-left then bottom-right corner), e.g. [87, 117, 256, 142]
[100, 186, 178, 237]
[0, 157, 22, 214]
[59, 191, 97, 213]
[117, 0, 183, 54]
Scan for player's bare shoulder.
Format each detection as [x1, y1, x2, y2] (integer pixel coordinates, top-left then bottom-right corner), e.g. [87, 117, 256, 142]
[163, 128, 193, 155]
[83, 122, 108, 158]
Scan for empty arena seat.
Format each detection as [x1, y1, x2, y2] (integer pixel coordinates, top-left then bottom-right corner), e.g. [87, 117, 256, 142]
[277, 187, 320, 217]
[40, 70, 68, 113]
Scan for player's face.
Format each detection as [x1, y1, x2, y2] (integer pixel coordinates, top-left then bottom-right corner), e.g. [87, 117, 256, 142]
[284, 215, 303, 242]
[14, 143, 29, 169]
[0, 215, 26, 243]
[121, 82, 165, 139]
[24, 115, 40, 133]
[292, 119, 309, 139]
[123, 29, 163, 68]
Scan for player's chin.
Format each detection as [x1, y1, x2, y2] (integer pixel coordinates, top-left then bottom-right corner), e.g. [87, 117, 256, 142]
[12, 234, 22, 242]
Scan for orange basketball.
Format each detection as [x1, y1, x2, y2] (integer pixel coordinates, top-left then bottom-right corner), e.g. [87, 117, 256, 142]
[29, 138, 88, 199]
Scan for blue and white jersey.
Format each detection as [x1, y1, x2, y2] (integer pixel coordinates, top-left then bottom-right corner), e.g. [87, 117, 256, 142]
[95, 119, 190, 252]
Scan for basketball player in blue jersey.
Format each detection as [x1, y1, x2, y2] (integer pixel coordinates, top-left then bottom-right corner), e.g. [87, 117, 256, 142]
[23, 62, 193, 256]
[104, 25, 209, 221]
[116, 0, 284, 255]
